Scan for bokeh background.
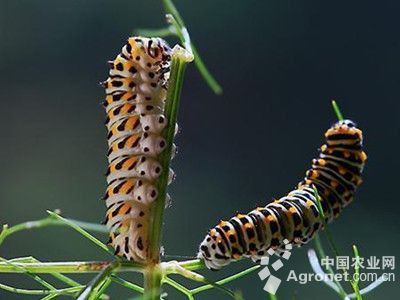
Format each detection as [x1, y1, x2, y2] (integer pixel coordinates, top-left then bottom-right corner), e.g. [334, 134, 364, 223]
[1, 0, 399, 299]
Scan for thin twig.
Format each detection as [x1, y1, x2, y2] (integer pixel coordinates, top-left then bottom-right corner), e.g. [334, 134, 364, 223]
[190, 265, 260, 295]
[0, 260, 144, 274]
[349, 245, 362, 300]
[0, 282, 83, 296]
[0, 215, 108, 246]
[0, 257, 55, 290]
[76, 262, 117, 300]
[111, 275, 144, 294]
[331, 100, 344, 121]
[6, 256, 81, 287]
[163, 277, 194, 300]
[46, 211, 113, 255]
[161, 0, 222, 94]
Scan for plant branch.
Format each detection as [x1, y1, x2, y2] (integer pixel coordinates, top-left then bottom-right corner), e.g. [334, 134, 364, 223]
[331, 100, 344, 121]
[349, 245, 362, 300]
[76, 262, 117, 300]
[144, 45, 193, 299]
[312, 186, 347, 298]
[0, 214, 108, 246]
[160, 0, 223, 94]
[269, 294, 278, 300]
[163, 277, 194, 300]
[111, 275, 144, 294]
[190, 265, 260, 295]
[0, 256, 55, 290]
[46, 211, 113, 255]
[93, 278, 112, 300]
[0, 282, 83, 296]
[0, 260, 143, 274]
[312, 186, 341, 256]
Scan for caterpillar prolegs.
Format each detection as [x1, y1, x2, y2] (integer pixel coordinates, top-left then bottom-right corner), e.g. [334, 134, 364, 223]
[198, 119, 367, 270]
[102, 37, 174, 262]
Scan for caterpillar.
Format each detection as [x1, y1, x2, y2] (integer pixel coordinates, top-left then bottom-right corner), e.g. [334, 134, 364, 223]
[198, 119, 367, 270]
[102, 37, 173, 262]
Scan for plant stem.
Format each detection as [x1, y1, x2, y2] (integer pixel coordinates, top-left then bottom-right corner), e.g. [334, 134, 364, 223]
[312, 186, 341, 257]
[269, 294, 278, 300]
[0, 283, 83, 296]
[190, 265, 260, 295]
[163, 277, 194, 299]
[144, 46, 193, 300]
[313, 236, 347, 299]
[0, 215, 108, 246]
[46, 211, 113, 255]
[162, 0, 223, 94]
[144, 264, 163, 300]
[350, 245, 362, 300]
[111, 275, 144, 293]
[174, 259, 205, 271]
[312, 187, 347, 298]
[0, 257, 56, 290]
[331, 100, 344, 121]
[76, 262, 117, 300]
[0, 260, 143, 274]
[93, 278, 112, 300]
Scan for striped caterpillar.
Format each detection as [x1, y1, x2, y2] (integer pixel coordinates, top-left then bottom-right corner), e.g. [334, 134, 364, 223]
[198, 119, 367, 270]
[102, 37, 173, 262]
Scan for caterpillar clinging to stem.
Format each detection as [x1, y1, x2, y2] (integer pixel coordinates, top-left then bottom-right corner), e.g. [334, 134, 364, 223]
[102, 37, 175, 263]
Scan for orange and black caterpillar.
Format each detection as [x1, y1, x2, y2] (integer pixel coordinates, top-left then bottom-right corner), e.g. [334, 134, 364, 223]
[198, 119, 367, 270]
[102, 37, 173, 262]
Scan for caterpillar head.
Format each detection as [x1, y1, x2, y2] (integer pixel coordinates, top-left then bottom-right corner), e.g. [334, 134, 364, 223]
[326, 119, 363, 146]
[334, 119, 356, 128]
[198, 230, 231, 270]
[123, 37, 171, 74]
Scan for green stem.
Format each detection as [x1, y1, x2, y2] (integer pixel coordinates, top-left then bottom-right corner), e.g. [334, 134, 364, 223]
[161, 0, 185, 27]
[40, 294, 59, 300]
[2, 256, 82, 289]
[163, 277, 194, 300]
[0, 215, 108, 246]
[190, 265, 260, 295]
[46, 211, 112, 255]
[0, 282, 83, 296]
[190, 44, 222, 95]
[312, 186, 341, 256]
[0, 260, 143, 274]
[144, 46, 193, 300]
[161, 0, 222, 94]
[312, 186, 347, 298]
[269, 294, 278, 300]
[163, 262, 237, 299]
[331, 100, 344, 121]
[76, 262, 117, 300]
[111, 275, 144, 293]
[0, 257, 55, 290]
[144, 265, 163, 300]
[350, 245, 362, 300]
[313, 236, 347, 298]
[312, 186, 362, 297]
[93, 277, 112, 300]
[176, 259, 205, 271]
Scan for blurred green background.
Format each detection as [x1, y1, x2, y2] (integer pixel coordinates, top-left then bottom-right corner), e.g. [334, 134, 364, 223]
[1, 0, 399, 299]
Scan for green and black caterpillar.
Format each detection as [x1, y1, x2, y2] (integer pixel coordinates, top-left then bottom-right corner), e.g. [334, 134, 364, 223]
[198, 119, 367, 270]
